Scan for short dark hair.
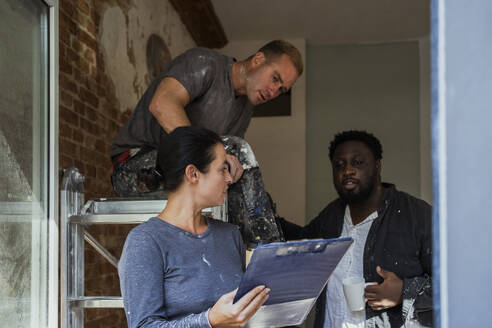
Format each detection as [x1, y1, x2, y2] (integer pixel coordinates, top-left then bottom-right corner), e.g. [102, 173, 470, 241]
[257, 40, 303, 76]
[157, 126, 223, 192]
[328, 130, 383, 161]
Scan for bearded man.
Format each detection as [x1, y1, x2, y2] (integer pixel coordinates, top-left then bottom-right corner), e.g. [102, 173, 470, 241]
[279, 130, 433, 328]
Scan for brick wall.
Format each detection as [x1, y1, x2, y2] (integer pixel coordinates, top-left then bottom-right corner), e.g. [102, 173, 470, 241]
[59, 0, 133, 326]
[58, 0, 198, 325]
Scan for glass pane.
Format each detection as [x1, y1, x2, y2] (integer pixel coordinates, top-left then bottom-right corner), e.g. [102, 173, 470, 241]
[0, 0, 49, 327]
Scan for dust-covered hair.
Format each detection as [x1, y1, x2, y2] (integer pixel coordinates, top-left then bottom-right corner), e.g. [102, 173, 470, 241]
[256, 40, 303, 76]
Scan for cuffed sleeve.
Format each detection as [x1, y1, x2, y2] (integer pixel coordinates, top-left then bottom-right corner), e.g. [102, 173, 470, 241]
[401, 274, 433, 318]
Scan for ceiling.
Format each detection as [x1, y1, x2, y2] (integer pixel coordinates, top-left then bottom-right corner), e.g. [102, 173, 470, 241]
[210, 0, 430, 45]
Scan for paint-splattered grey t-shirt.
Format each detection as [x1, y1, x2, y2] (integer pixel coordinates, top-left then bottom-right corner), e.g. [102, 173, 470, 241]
[110, 47, 253, 157]
[118, 217, 245, 328]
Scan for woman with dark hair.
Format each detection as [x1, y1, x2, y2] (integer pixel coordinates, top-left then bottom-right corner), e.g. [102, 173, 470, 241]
[118, 126, 269, 328]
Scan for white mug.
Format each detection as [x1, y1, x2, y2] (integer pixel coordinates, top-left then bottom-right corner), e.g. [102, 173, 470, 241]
[342, 277, 376, 312]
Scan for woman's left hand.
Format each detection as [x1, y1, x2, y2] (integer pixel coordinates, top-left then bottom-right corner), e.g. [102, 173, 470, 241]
[208, 285, 269, 328]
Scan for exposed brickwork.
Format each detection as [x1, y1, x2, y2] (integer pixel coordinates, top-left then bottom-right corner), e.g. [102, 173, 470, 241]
[58, 0, 202, 325]
[59, 0, 133, 326]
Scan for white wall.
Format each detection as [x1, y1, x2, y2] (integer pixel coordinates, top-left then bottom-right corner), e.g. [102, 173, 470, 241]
[306, 41, 425, 220]
[419, 36, 432, 204]
[220, 39, 307, 225]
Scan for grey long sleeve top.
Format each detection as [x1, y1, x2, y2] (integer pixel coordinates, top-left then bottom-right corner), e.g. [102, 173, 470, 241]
[118, 217, 245, 328]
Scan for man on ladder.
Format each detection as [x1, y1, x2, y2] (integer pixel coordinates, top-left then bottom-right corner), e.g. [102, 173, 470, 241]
[109, 40, 303, 247]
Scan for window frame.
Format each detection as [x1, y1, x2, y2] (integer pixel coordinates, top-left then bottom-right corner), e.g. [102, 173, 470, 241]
[43, 0, 59, 327]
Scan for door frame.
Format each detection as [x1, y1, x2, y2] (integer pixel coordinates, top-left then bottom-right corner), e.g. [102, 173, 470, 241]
[43, 0, 59, 327]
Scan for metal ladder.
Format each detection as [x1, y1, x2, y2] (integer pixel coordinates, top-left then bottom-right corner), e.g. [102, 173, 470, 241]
[60, 167, 227, 327]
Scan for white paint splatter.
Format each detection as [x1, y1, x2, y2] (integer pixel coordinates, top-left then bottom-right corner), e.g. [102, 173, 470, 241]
[202, 254, 211, 267]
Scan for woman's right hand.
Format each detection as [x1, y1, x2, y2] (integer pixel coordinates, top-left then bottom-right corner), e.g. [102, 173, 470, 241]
[208, 285, 270, 328]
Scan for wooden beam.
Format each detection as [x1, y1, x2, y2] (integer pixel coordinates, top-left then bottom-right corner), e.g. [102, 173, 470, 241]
[170, 0, 228, 48]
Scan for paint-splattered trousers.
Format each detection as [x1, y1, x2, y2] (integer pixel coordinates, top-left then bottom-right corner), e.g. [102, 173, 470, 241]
[111, 136, 284, 247]
[111, 148, 165, 198]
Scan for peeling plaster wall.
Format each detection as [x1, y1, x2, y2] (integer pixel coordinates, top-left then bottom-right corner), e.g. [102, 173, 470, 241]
[98, 0, 195, 113]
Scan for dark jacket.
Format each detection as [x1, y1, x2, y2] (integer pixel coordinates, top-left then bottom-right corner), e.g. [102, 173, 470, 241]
[279, 183, 433, 328]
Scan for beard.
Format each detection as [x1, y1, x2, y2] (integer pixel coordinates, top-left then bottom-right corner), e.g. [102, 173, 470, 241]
[336, 174, 378, 205]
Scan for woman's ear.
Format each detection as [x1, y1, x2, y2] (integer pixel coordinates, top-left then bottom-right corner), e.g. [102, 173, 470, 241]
[184, 164, 199, 184]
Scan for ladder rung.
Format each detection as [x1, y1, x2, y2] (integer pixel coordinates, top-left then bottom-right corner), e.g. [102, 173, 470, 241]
[70, 213, 158, 224]
[85, 198, 168, 214]
[70, 207, 215, 224]
[69, 296, 123, 308]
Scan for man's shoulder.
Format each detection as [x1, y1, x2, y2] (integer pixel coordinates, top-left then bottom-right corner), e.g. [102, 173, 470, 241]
[385, 184, 432, 225]
[391, 185, 432, 210]
[179, 47, 228, 63]
[168, 47, 230, 86]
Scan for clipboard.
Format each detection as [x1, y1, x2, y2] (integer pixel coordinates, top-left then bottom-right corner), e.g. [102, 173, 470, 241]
[234, 237, 353, 328]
